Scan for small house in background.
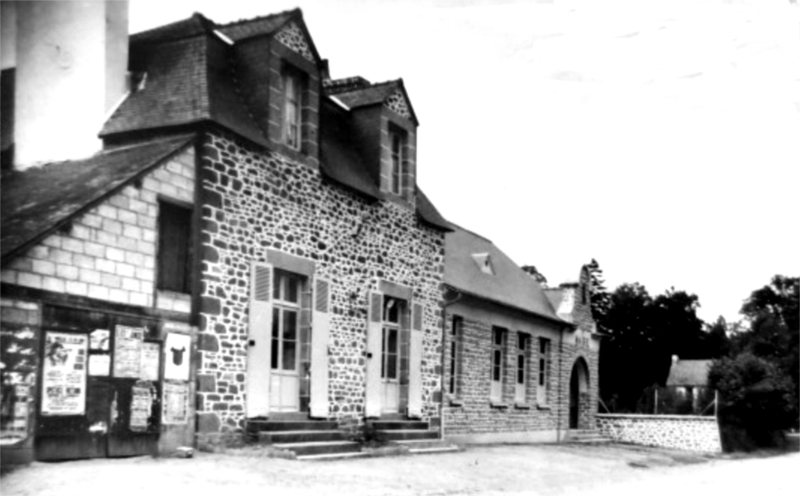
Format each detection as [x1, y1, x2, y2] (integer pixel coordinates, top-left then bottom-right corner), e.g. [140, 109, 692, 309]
[666, 356, 712, 412]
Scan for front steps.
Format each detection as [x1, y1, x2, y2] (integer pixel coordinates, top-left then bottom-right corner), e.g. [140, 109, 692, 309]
[247, 418, 458, 460]
[564, 429, 612, 444]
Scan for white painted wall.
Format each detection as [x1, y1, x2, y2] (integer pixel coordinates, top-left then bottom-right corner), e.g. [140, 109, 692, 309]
[11, 1, 128, 168]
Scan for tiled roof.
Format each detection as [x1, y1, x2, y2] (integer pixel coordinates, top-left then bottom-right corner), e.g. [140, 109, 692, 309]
[1, 135, 194, 263]
[217, 10, 297, 41]
[666, 359, 712, 387]
[445, 226, 565, 325]
[416, 189, 452, 231]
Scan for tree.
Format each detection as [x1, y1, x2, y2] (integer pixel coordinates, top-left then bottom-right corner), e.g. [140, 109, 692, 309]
[520, 265, 547, 287]
[708, 353, 795, 450]
[585, 259, 611, 331]
[705, 316, 731, 358]
[731, 275, 799, 428]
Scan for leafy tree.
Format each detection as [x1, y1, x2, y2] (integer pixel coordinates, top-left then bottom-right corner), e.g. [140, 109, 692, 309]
[708, 353, 795, 450]
[730, 275, 799, 428]
[520, 265, 547, 287]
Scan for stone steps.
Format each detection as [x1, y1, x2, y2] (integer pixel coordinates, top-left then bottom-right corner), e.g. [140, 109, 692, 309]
[376, 429, 439, 442]
[255, 429, 347, 444]
[272, 440, 362, 457]
[395, 439, 460, 454]
[565, 429, 612, 444]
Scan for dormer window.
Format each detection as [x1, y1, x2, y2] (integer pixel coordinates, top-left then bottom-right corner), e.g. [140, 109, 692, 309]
[282, 66, 304, 151]
[389, 125, 407, 196]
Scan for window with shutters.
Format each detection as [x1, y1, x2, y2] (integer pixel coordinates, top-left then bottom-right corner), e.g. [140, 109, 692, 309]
[538, 337, 552, 406]
[157, 201, 192, 293]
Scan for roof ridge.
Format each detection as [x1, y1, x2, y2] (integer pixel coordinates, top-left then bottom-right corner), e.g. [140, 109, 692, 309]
[448, 223, 494, 244]
[218, 8, 299, 29]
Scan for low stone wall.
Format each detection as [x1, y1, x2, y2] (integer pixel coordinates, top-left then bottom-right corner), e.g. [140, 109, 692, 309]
[597, 414, 721, 453]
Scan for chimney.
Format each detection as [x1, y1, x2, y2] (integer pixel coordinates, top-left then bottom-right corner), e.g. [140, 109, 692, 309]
[5, 1, 129, 169]
[672, 355, 679, 365]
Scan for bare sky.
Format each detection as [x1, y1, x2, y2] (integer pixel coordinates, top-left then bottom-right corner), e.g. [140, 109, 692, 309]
[130, 0, 800, 325]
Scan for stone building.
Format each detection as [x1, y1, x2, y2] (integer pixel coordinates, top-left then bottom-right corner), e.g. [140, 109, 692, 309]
[441, 227, 600, 443]
[1, 2, 451, 463]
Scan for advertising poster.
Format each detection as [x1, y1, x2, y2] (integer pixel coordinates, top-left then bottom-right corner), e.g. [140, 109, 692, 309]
[90, 329, 110, 351]
[41, 332, 88, 416]
[88, 354, 110, 376]
[140, 342, 160, 381]
[163, 381, 189, 425]
[164, 333, 191, 381]
[113, 326, 144, 378]
[130, 381, 156, 432]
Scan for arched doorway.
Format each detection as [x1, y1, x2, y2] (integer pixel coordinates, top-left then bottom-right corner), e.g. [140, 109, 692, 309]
[569, 358, 589, 429]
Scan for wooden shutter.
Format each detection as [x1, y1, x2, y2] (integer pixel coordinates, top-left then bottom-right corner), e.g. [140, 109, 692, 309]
[407, 302, 423, 419]
[310, 277, 331, 418]
[365, 291, 383, 418]
[246, 262, 273, 418]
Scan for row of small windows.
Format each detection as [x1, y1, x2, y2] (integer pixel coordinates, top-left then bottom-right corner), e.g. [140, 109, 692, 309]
[448, 316, 552, 406]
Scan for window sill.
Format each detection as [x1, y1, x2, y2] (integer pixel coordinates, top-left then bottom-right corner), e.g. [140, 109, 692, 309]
[536, 403, 551, 411]
[448, 398, 464, 407]
[514, 403, 532, 410]
[490, 401, 509, 409]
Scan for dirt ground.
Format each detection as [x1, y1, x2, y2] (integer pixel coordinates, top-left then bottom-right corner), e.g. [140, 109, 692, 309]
[1, 443, 797, 496]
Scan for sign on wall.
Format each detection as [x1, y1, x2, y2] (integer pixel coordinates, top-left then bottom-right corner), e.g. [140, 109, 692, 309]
[113, 326, 144, 378]
[164, 333, 191, 381]
[129, 380, 157, 432]
[163, 381, 189, 424]
[140, 342, 161, 381]
[41, 332, 88, 416]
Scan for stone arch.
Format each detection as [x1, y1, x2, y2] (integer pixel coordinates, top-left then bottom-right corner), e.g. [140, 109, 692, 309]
[569, 357, 590, 429]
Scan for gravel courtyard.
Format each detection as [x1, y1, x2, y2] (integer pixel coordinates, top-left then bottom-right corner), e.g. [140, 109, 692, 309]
[2, 443, 797, 496]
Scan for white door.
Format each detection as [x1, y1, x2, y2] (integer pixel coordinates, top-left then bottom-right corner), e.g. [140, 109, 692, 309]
[270, 270, 302, 412]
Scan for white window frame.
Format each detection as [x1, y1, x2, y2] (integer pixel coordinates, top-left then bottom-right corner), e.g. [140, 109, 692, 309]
[282, 69, 302, 150]
[516, 332, 529, 404]
[449, 315, 463, 397]
[490, 327, 506, 402]
[271, 269, 302, 373]
[389, 126, 406, 196]
[537, 337, 552, 406]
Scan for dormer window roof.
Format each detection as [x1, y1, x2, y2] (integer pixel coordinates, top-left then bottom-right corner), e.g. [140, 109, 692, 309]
[324, 78, 419, 126]
[472, 253, 495, 276]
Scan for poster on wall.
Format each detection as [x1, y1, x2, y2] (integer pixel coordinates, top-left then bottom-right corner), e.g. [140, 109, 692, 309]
[164, 333, 191, 381]
[163, 381, 189, 425]
[113, 326, 144, 378]
[129, 380, 156, 432]
[140, 343, 161, 381]
[90, 329, 110, 351]
[88, 354, 111, 376]
[41, 332, 88, 416]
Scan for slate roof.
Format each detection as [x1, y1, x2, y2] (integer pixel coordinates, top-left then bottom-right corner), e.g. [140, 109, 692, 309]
[217, 10, 297, 41]
[101, 32, 266, 146]
[445, 226, 565, 325]
[1, 135, 194, 263]
[666, 359, 712, 387]
[328, 79, 419, 125]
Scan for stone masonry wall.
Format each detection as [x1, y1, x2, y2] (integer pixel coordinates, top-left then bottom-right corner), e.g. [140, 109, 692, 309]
[1, 147, 195, 308]
[195, 131, 445, 434]
[597, 414, 722, 453]
[443, 302, 563, 437]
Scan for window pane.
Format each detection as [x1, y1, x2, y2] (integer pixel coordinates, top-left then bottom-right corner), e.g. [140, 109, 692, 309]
[519, 334, 526, 350]
[518, 355, 525, 384]
[387, 355, 397, 379]
[388, 328, 397, 352]
[282, 340, 296, 371]
[283, 310, 297, 341]
[271, 308, 280, 369]
[273, 272, 282, 301]
[539, 359, 545, 386]
[494, 329, 503, 346]
[286, 275, 299, 303]
[157, 201, 192, 293]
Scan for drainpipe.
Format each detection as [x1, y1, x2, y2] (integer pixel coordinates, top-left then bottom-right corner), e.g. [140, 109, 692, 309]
[439, 287, 462, 441]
